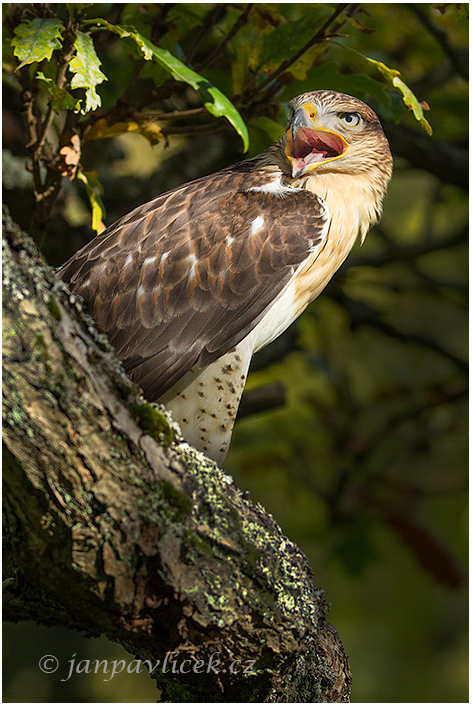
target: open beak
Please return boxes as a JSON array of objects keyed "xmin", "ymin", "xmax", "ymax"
[{"xmin": 285, "ymin": 105, "xmax": 348, "ymax": 178}]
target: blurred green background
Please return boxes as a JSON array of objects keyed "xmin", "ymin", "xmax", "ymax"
[{"xmin": 3, "ymin": 3, "xmax": 468, "ymax": 702}]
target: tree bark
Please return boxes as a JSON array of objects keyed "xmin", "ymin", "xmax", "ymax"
[{"xmin": 2, "ymin": 209, "xmax": 351, "ymax": 702}]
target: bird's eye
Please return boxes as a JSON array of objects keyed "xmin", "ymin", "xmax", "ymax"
[{"xmin": 339, "ymin": 112, "xmax": 362, "ymax": 127}]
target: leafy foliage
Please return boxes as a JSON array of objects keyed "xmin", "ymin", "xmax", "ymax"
[
  {"xmin": 86, "ymin": 18, "xmax": 249, "ymax": 149},
  {"xmin": 4, "ymin": 3, "xmax": 439, "ymax": 233},
  {"xmin": 36, "ymin": 71, "xmax": 82, "ymax": 113},
  {"xmin": 362, "ymin": 55, "xmax": 433, "ymax": 135},
  {"xmin": 255, "ymin": 6, "xmax": 328, "ymax": 71},
  {"xmin": 10, "ymin": 17, "xmax": 63, "ymax": 68},
  {"xmin": 2, "ymin": 3, "xmax": 468, "ymax": 703},
  {"xmin": 135, "ymin": 36, "xmax": 250, "ymax": 150},
  {"xmin": 76, "ymin": 170, "xmax": 105, "ymax": 233},
  {"xmin": 69, "ymin": 30, "xmax": 107, "ymax": 112}
]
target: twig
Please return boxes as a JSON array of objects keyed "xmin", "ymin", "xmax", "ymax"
[
  {"xmin": 185, "ymin": 4, "xmax": 227, "ymax": 66},
  {"xmin": 327, "ymin": 288, "xmax": 468, "ymax": 374},
  {"xmin": 33, "ymin": 21, "xmax": 78, "ymax": 154},
  {"xmin": 237, "ymin": 381, "xmax": 286, "ymax": 420},
  {"xmin": 138, "ymin": 107, "xmax": 208, "ymax": 121},
  {"xmin": 21, "ymin": 82, "xmax": 42, "ymax": 195},
  {"xmin": 252, "ymin": 3, "xmax": 351, "ymax": 95},
  {"xmin": 346, "ymin": 223, "xmax": 468, "ymax": 270},
  {"xmin": 20, "ymin": 19, "xmax": 79, "ymax": 245},
  {"xmin": 410, "ymin": 4, "xmax": 468, "ymax": 80},
  {"xmin": 196, "ymin": 4, "xmax": 254, "ymax": 72},
  {"xmin": 162, "ymin": 122, "xmax": 225, "ymax": 136}
]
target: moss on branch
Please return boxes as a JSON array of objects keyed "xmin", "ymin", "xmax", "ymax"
[{"xmin": 2, "ymin": 209, "xmax": 351, "ymax": 702}]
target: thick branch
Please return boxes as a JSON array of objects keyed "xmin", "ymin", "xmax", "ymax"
[{"xmin": 2, "ymin": 210, "xmax": 351, "ymax": 702}]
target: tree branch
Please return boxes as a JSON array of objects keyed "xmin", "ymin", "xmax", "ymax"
[
  {"xmin": 185, "ymin": 5, "xmax": 227, "ymax": 66},
  {"xmin": 237, "ymin": 381, "xmax": 286, "ymax": 420},
  {"xmin": 325, "ymin": 286, "xmax": 467, "ymax": 375},
  {"xmin": 384, "ymin": 122, "xmax": 468, "ymax": 191},
  {"xmin": 248, "ymin": 3, "xmax": 351, "ymax": 98},
  {"xmin": 410, "ymin": 4, "xmax": 468, "ymax": 80},
  {"xmin": 2, "ymin": 209, "xmax": 351, "ymax": 703},
  {"xmin": 195, "ymin": 4, "xmax": 254, "ymax": 73}
]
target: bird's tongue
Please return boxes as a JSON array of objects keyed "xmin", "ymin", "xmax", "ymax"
[{"xmin": 289, "ymin": 127, "xmax": 345, "ymax": 170}]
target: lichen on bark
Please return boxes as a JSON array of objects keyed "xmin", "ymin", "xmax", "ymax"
[{"xmin": 3, "ymin": 209, "xmax": 351, "ymax": 702}]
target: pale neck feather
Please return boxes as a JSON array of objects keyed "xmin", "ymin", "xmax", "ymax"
[{"xmin": 303, "ymin": 170, "xmax": 385, "ymax": 245}]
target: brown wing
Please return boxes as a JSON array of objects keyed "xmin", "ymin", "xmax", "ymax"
[{"xmin": 57, "ymin": 162, "xmax": 328, "ymax": 400}]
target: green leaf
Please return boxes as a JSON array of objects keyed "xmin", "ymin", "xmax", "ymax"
[
  {"xmin": 363, "ymin": 56, "xmax": 401, "ymax": 83},
  {"xmin": 257, "ymin": 7, "xmax": 328, "ymax": 71},
  {"xmin": 67, "ymin": 3, "xmax": 94, "ymax": 20},
  {"xmin": 249, "ymin": 116, "xmax": 285, "ymax": 142},
  {"xmin": 280, "ymin": 62, "xmax": 391, "ymax": 108},
  {"xmin": 36, "ymin": 71, "xmax": 82, "ymax": 113},
  {"xmin": 77, "ymin": 170, "xmax": 106, "ymax": 234},
  {"xmin": 247, "ymin": 116, "xmax": 285, "ymax": 158},
  {"xmin": 69, "ymin": 31, "xmax": 107, "ymax": 113},
  {"xmin": 11, "ymin": 18, "xmax": 64, "ymax": 69},
  {"xmin": 392, "ymin": 77, "xmax": 433, "ymax": 136},
  {"xmin": 334, "ymin": 42, "xmax": 433, "ymax": 135},
  {"xmin": 138, "ymin": 35, "xmax": 250, "ymax": 151},
  {"xmin": 85, "ymin": 19, "xmax": 249, "ymax": 150},
  {"xmin": 363, "ymin": 56, "xmax": 433, "ymax": 135}
]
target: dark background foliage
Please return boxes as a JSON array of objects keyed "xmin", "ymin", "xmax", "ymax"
[{"xmin": 3, "ymin": 3, "xmax": 468, "ymax": 702}]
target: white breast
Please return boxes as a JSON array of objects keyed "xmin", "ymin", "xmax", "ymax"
[{"xmin": 248, "ymin": 278, "xmax": 300, "ymax": 354}]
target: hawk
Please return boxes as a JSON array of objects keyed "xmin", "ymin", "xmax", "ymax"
[{"xmin": 58, "ymin": 90, "xmax": 392, "ymax": 463}]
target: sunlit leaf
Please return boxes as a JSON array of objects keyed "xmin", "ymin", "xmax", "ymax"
[
  {"xmin": 363, "ymin": 56, "xmax": 433, "ymax": 135},
  {"xmin": 332, "ymin": 42, "xmax": 434, "ymax": 135},
  {"xmin": 69, "ymin": 31, "xmax": 107, "ymax": 113},
  {"xmin": 391, "ymin": 77, "xmax": 433, "ymax": 135},
  {"xmin": 85, "ymin": 18, "xmax": 249, "ymax": 150},
  {"xmin": 364, "ymin": 56, "xmax": 401, "ymax": 83},
  {"xmin": 132, "ymin": 122, "xmax": 164, "ymax": 146},
  {"xmin": 36, "ymin": 72, "xmax": 82, "ymax": 113},
  {"xmin": 11, "ymin": 18, "xmax": 63, "ymax": 69},
  {"xmin": 77, "ymin": 170, "xmax": 106, "ymax": 234},
  {"xmin": 83, "ymin": 117, "xmax": 164, "ymax": 146}
]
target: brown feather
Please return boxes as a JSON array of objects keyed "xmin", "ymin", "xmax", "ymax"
[
  {"xmin": 57, "ymin": 90, "xmax": 392, "ymax": 461},
  {"xmin": 58, "ymin": 162, "xmax": 327, "ymax": 399}
]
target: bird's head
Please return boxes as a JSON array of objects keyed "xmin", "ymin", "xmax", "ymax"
[{"xmin": 283, "ymin": 90, "xmax": 392, "ymax": 181}]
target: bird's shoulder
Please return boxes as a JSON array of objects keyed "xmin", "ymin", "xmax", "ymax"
[{"xmin": 58, "ymin": 159, "xmax": 329, "ymax": 296}]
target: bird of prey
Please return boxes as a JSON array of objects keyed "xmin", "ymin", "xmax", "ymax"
[{"xmin": 58, "ymin": 90, "xmax": 392, "ymax": 463}]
